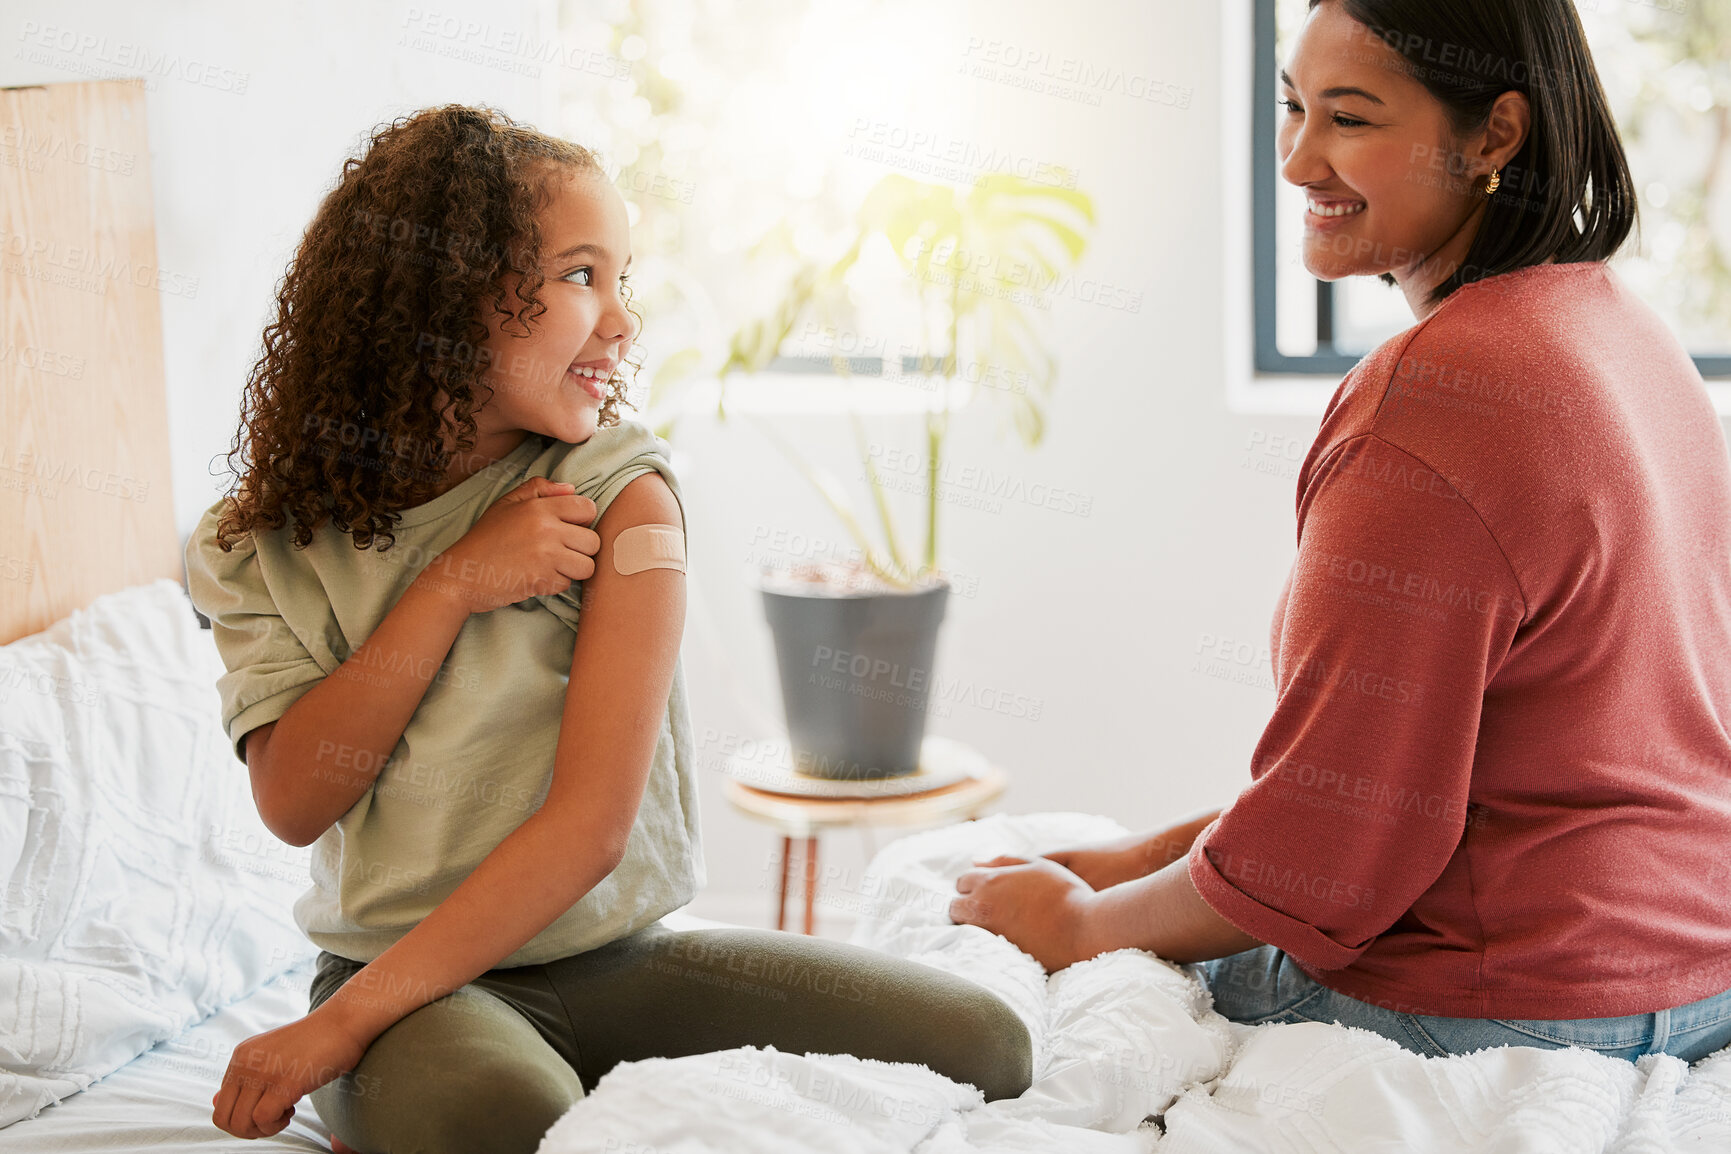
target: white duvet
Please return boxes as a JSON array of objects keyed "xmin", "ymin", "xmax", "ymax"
[
  {"xmin": 536, "ymin": 812, "xmax": 1731, "ymax": 1154},
  {"xmin": 0, "ymin": 581, "xmax": 315, "ymax": 1130}
]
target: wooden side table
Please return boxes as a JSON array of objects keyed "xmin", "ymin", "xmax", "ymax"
[{"xmin": 723, "ymin": 764, "xmax": 1008, "ymax": 935}]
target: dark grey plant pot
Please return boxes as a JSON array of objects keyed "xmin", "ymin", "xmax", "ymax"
[{"xmin": 760, "ymin": 578, "xmax": 950, "ymax": 779}]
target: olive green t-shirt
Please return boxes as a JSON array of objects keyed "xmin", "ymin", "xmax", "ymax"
[{"xmin": 183, "ymin": 421, "xmax": 703, "ymax": 967}]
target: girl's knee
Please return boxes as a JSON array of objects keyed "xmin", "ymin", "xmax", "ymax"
[
  {"xmin": 312, "ymin": 990, "xmax": 585, "ymax": 1154},
  {"xmin": 958, "ymin": 990, "xmax": 1034, "ymax": 1101},
  {"xmin": 902, "ymin": 979, "xmax": 1033, "ymax": 1102},
  {"xmin": 317, "ymin": 1056, "xmax": 584, "ymax": 1154}
]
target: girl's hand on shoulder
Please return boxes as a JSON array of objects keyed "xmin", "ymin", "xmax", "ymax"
[
  {"xmin": 417, "ymin": 476, "xmax": 600, "ymax": 614},
  {"xmin": 211, "ymin": 1007, "xmax": 369, "ymax": 1140}
]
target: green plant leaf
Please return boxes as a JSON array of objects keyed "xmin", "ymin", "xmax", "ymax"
[{"xmin": 714, "ymin": 167, "xmax": 1097, "ymax": 566}]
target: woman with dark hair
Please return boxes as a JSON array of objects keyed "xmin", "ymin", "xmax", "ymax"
[{"xmin": 951, "ymin": 0, "xmax": 1731, "ymax": 1063}]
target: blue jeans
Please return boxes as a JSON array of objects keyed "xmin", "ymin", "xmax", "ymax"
[{"xmin": 1192, "ymin": 945, "xmax": 1731, "ymax": 1063}]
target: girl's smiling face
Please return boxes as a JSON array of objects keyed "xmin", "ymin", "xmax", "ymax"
[
  {"xmin": 1277, "ymin": 1, "xmax": 1528, "ymax": 315},
  {"xmin": 474, "ymin": 165, "xmax": 636, "ymax": 447}
]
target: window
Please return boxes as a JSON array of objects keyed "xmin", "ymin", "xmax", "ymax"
[
  {"xmin": 1254, "ymin": 0, "xmax": 1731, "ymax": 378},
  {"xmin": 553, "ymin": 0, "xmax": 1053, "ymax": 418}
]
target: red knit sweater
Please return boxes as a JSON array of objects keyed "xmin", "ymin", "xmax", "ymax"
[{"xmin": 1188, "ymin": 261, "xmax": 1731, "ymax": 1019}]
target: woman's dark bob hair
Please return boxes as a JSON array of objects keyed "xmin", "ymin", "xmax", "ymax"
[{"xmin": 1308, "ymin": 0, "xmax": 1638, "ymax": 305}]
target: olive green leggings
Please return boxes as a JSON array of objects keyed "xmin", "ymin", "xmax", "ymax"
[{"xmin": 307, "ymin": 920, "xmax": 1034, "ymax": 1154}]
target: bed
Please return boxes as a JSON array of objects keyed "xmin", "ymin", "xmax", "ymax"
[
  {"xmin": 8, "ymin": 77, "xmax": 1731, "ymax": 1154},
  {"xmin": 8, "ymin": 605, "xmax": 1731, "ymax": 1154}
]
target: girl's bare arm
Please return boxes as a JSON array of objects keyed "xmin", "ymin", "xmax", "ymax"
[
  {"xmin": 312, "ymin": 471, "xmax": 686, "ymax": 1049},
  {"xmin": 245, "ymin": 479, "xmax": 600, "ymax": 848},
  {"xmin": 243, "ymin": 579, "xmax": 473, "ymax": 847}
]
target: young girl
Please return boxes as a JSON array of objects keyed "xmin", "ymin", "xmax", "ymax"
[{"xmin": 185, "ymin": 105, "xmax": 1031, "ymax": 1153}]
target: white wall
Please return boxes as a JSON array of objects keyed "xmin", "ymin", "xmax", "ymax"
[
  {"xmin": 0, "ymin": 0, "xmax": 1349, "ymax": 935},
  {"xmin": 670, "ymin": 0, "xmax": 1324, "ymax": 929},
  {"xmin": 1, "ymin": 0, "xmax": 559, "ymax": 522}
]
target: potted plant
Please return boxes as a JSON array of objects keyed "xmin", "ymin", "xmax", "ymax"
[{"xmin": 720, "ymin": 171, "xmax": 1094, "ymax": 779}]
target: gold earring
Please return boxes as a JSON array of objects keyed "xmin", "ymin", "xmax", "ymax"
[{"xmin": 1483, "ymin": 168, "xmax": 1502, "ymax": 196}]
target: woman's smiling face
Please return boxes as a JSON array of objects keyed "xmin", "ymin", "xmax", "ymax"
[
  {"xmin": 1277, "ymin": 1, "xmax": 1509, "ymax": 304},
  {"xmin": 475, "ymin": 165, "xmax": 636, "ymax": 447}
]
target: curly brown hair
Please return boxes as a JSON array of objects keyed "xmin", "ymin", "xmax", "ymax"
[{"xmin": 210, "ymin": 104, "xmax": 640, "ymax": 554}]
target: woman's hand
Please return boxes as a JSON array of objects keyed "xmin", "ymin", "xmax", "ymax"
[
  {"xmin": 1033, "ymin": 812, "xmax": 1223, "ymax": 892},
  {"xmin": 414, "ymin": 476, "xmax": 601, "ymax": 615},
  {"xmin": 950, "ymin": 856, "xmax": 1101, "ymax": 973},
  {"xmin": 211, "ymin": 1007, "xmax": 369, "ymax": 1140},
  {"xmin": 1041, "ymin": 832, "xmax": 1164, "ymax": 891}
]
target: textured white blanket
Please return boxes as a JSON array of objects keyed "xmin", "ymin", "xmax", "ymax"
[
  {"xmin": 0, "ymin": 581, "xmax": 315, "ymax": 1130},
  {"xmin": 535, "ymin": 812, "xmax": 1731, "ymax": 1153}
]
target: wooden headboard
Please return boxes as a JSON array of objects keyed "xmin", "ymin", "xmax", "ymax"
[{"xmin": 0, "ymin": 79, "xmax": 179, "ymax": 646}]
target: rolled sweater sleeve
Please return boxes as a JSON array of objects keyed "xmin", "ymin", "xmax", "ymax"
[
  {"xmin": 184, "ymin": 512, "xmax": 330, "ymax": 765},
  {"xmin": 532, "ymin": 422, "xmax": 687, "ymax": 634},
  {"xmin": 1188, "ymin": 433, "xmax": 1525, "ymax": 971}
]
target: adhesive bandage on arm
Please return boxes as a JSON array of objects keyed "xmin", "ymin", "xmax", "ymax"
[{"xmin": 611, "ymin": 524, "xmax": 686, "ymax": 575}]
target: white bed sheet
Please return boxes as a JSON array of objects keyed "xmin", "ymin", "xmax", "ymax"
[
  {"xmin": 14, "ymin": 819, "xmax": 1731, "ymax": 1154},
  {"xmin": 539, "ymin": 814, "xmax": 1731, "ymax": 1154},
  {"xmin": 0, "ymin": 909, "xmax": 733, "ymax": 1153},
  {"xmin": 3, "ymin": 954, "xmax": 333, "ymax": 1153}
]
